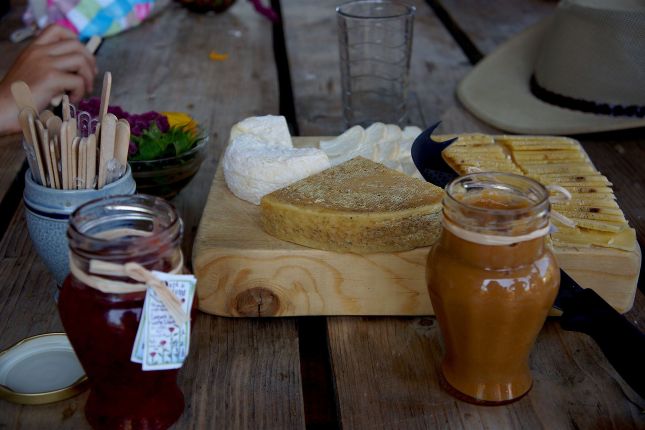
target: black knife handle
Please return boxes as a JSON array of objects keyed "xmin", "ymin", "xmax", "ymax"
[{"xmin": 560, "ymin": 288, "xmax": 645, "ymax": 399}]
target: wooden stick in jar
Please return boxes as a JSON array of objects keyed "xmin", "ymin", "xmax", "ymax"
[
  {"xmin": 67, "ymin": 118, "xmax": 77, "ymax": 188},
  {"xmin": 46, "ymin": 115, "xmax": 62, "ymax": 184},
  {"xmin": 35, "ymin": 120, "xmax": 54, "ymax": 188},
  {"xmin": 78, "ymin": 137, "xmax": 87, "ymax": 190},
  {"xmin": 86, "ymin": 134, "xmax": 97, "ymax": 189},
  {"xmin": 49, "ymin": 140, "xmax": 61, "ymax": 189},
  {"xmin": 40, "ymin": 110, "xmax": 55, "ymax": 124},
  {"xmin": 97, "ymin": 113, "xmax": 116, "ymax": 189},
  {"xmin": 26, "ymin": 111, "xmax": 48, "ymax": 186},
  {"xmin": 46, "ymin": 116, "xmax": 62, "ymax": 142},
  {"xmin": 71, "ymin": 137, "xmax": 80, "ymax": 190},
  {"xmin": 62, "ymin": 95, "xmax": 72, "ymax": 122},
  {"xmin": 10, "ymin": 81, "xmax": 38, "ymax": 116},
  {"xmin": 98, "ymin": 72, "xmax": 112, "ymax": 123},
  {"xmin": 18, "ymin": 108, "xmax": 43, "ymax": 184},
  {"xmin": 60, "ymin": 121, "xmax": 69, "ymax": 189},
  {"xmin": 114, "ymin": 119, "xmax": 130, "ymax": 176}
]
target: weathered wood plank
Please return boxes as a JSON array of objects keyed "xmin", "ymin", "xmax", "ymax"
[
  {"xmin": 328, "ymin": 310, "xmax": 645, "ymax": 429},
  {"xmin": 0, "ymin": 2, "xmax": 306, "ymax": 428},
  {"xmin": 437, "ymin": 0, "xmax": 555, "ymax": 56},
  {"xmin": 282, "ymin": 0, "xmax": 644, "ymax": 428}
]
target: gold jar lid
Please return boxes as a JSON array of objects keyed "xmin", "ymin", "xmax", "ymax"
[{"xmin": 0, "ymin": 333, "xmax": 88, "ymax": 405}]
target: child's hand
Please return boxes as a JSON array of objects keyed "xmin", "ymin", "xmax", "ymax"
[{"xmin": 0, "ymin": 25, "xmax": 98, "ymax": 134}]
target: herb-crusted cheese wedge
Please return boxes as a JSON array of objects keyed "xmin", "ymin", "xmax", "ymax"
[{"xmin": 260, "ymin": 157, "xmax": 443, "ymax": 253}]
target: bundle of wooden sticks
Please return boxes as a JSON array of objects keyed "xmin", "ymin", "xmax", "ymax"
[{"xmin": 11, "ymin": 72, "xmax": 130, "ymax": 190}]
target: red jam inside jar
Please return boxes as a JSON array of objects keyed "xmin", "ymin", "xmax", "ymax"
[{"xmin": 58, "ymin": 195, "xmax": 187, "ymax": 429}]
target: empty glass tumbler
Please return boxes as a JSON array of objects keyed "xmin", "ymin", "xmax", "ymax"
[{"xmin": 337, "ymin": 1, "xmax": 415, "ymax": 127}]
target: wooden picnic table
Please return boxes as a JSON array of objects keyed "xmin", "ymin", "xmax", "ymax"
[{"xmin": 0, "ymin": 0, "xmax": 643, "ymax": 428}]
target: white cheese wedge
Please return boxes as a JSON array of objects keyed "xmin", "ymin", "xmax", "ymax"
[
  {"xmin": 319, "ymin": 123, "xmax": 424, "ymax": 175},
  {"xmin": 229, "ymin": 115, "xmax": 292, "ymax": 147},
  {"xmin": 364, "ymin": 122, "xmax": 387, "ymax": 144},
  {"xmin": 377, "ymin": 125, "xmax": 403, "ymax": 162},
  {"xmin": 397, "ymin": 126, "xmax": 423, "ymax": 165},
  {"xmin": 224, "ymin": 133, "xmax": 330, "ymax": 205},
  {"xmin": 402, "ymin": 126, "xmax": 423, "ymax": 141},
  {"xmin": 320, "ymin": 125, "xmax": 364, "ymax": 157}
]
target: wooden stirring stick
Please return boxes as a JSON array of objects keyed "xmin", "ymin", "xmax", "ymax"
[
  {"xmin": 62, "ymin": 95, "xmax": 72, "ymax": 122},
  {"xmin": 66, "ymin": 119, "xmax": 77, "ymax": 189},
  {"xmin": 49, "ymin": 140, "xmax": 60, "ymax": 189},
  {"xmin": 79, "ymin": 137, "xmax": 87, "ymax": 190},
  {"xmin": 71, "ymin": 137, "xmax": 80, "ymax": 190},
  {"xmin": 40, "ymin": 110, "xmax": 55, "ymax": 124},
  {"xmin": 18, "ymin": 108, "xmax": 42, "ymax": 184},
  {"xmin": 35, "ymin": 120, "xmax": 54, "ymax": 188},
  {"xmin": 51, "ymin": 136, "xmax": 61, "ymax": 189},
  {"xmin": 98, "ymin": 72, "xmax": 112, "ymax": 123},
  {"xmin": 46, "ymin": 116, "xmax": 62, "ymax": 143},
  {"xmin": 11, "ymin": 81, "xmax": 38, "ymax": 116},
  {"xmin": 60, "ymin": 121, "xmax": 69, "ymax": 189},
  {"xmin": 86, "ymin": 134, "xmax": 97, "ymax": 189},
  {"xmin": 26, "ymin": 111, "xmax": 47, "ymax": 186},
  {"xmin": 97, "ymin": 113, "xmax": 116, "ymax": 189},
  {"xmin": 114, "ymin": 119, "xmax": 130, "ymax": 173},
  {"xmin": 46, "ymin": 116, "xmax": 63, "ymax": 184}
]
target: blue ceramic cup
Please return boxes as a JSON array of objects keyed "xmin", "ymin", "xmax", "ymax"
[{"xmin": 23, "ymin": 166, "xmax": 136, "ymax": 285}]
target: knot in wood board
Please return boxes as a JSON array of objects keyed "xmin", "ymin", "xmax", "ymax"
[{"xmin": 234, "ymin": 287, "xmax": 280, "ymax": 317}]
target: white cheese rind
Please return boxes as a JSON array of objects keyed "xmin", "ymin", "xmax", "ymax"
[
  {"xmin": 223, "ymin": 131, "xmax": 330, "ymax": 205},
  {"xmin": 229, "ymin": 115, "xmax": 293, "ymax": 147}
]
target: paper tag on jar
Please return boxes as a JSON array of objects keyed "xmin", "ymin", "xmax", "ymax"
[{"xmin": 130, "ymin": 272, "xmax": 196, "ymax": 370}]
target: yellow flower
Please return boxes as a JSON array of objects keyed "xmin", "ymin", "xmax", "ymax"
[{"xmin": 162, "ymin": 112, "xmax": 198, "ymax": 136}]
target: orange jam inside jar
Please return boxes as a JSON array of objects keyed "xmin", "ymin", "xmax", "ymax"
[
  {"xmin": 58, "ymin": 195, "xmax": 188, "ymax": 429},
  {"xmin": 426, "ymin": 173, "xmax": 560, "ymax": 405}
]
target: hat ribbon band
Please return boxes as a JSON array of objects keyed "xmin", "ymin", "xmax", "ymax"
[{"xmin": 530, "ymin": 75, "xmax": 645, "ymax": 119}]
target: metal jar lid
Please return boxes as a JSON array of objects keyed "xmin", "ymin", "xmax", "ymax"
[{"xmin": 0, "ymin": 333, "xmax": 88, "ymax": 405}]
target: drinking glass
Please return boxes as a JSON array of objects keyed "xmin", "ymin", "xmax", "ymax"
[{"xmin": 337, "ymin": 1, "xmax": 415, "ymax": 127}]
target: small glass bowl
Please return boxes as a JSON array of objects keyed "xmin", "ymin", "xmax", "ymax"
[{"xmin": 129, "ymin": 136, "xmax": 208, "ymax": 199}]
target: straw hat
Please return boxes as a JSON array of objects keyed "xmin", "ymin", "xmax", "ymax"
[{"xmin": 457, "ymin": 0, "xmax": 645, "ymax": 135}]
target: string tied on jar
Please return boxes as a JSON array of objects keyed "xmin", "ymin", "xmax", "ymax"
[
  {"xmin": 546, "ymin": 185, "xmax": 576, "ymax": 228},
  {"xmin": 442, "ymin": 183, "xmax": 576, "ymax": 246},
  {"xmin": 68, "ymin": 227, "xmax": 188, "ymax": 325}
]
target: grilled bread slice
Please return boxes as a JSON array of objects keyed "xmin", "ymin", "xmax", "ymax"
[{"xmin": 442, "ymin": 135, "xmax": 636, "ymax": 252}]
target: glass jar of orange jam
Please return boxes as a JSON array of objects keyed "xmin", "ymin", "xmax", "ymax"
[
  {"xmin": 426, "ymin": 173, "xmax": 560, "ymax": 404},
  {"xmin": 58, "ymin": 195, "xmax": 187, "ymax": 429}
]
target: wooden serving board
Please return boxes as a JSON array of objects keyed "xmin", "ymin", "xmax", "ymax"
[{"xmin": 193, "ymin": 137, "xmax": 641, "ymax": 317}]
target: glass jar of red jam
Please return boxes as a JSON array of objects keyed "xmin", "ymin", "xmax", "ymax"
[
  {"xmin": 426, "ymin": 173, "xmax": 560, "ymax": 405},
  {"xmin": 58, "ymin": 194, "xmax": 186, "ymax": 429}
]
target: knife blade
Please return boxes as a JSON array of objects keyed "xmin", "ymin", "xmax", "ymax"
[
  {"xmin": 555, "ymin": 270, "xmax": 645, "ymax": 399},
  {"xmin": 411, "ymin": 123, "xmax": 645, "ymax": 399}
]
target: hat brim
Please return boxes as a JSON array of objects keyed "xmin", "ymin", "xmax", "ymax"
[{"xmin": 457, "ymin": 19, "xmax": 645, "ymax": 135}]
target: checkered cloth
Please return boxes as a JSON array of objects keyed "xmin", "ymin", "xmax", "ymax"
[{"xmin": 25, "ymin": 0, "xmax": 157, "ymax": 39}]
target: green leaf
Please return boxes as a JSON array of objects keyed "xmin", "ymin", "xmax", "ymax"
[{"xmin": 130, "ymin": 124, "xmax": 202, "ymax": 161}]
